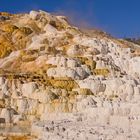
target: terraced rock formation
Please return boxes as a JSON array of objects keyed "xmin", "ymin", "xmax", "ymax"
[{"xmin": 0, "ymin": 10, "xmax": 140, "ymax": 140}]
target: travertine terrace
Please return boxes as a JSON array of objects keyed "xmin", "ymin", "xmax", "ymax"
[{"xmin": 0, "ymin": 10, "xmax": 140, "ymax": 140}]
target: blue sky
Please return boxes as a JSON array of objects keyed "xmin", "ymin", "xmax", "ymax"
[{"xmin": 0, "ymin": 0, "xmax": 140, "ymax": 38}]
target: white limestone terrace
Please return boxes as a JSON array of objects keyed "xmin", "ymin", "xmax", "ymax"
[{"xmin": 0, "ymin": 10, "xmax": 139, "ymax": 140}]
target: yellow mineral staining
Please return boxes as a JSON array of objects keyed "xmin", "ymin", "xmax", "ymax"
[
  {"xmin": 20, "ymin": 62, "xmax": 38, "ymax": 73},
  {"xmin": 50, "ymin": 99, "xmax": 61, "ymax": 112},
  {"xmin": 45, "ymin": 46, "xmax": 58, "ymax": 55},
  {"xmin": 1, "ymin": 24, "xmax": 18, "ymax": 33},
  {"xmin": 0, "ymin": 22, "xmax": 33, "ymax": 52},
  {"xmin": 39, "ymin": 64, "xmax": 57, "ymax": 74},
  {"xmin": 48, "ymin": 77, "xmax": 79, "ymax": 91},
  {"xmin": 0, "ymin": 99, "xmax": 5, "ymax": 108},
  {"xmin": 19, "ymin": 50, "xmax": 38, "ymax": 62},
  {"xmin": 79, "ymin": 88, "xmax": 94, "ymax": 95},
  {"xmin": 15, "ymin": 38, "xmax": 30, "ymax": 49},
  {"xmin": 0, "ymin": 23, "xmax": 33, "ymax": 58},
  {"xmin": 12, "ymin": 27, "xmax": 32, "ymax": 49},
  {"xmin": 65, "ymin": 32, "xmax": 74, "ymax": 40},
  {"xmin": 23, "ymin": 64, "xmax": 56, "ymax": 78},
  {"xmin": 69, "ymin": 90, "xmax": 78, "ymax": 96},
  {"xmin": 62, "ymin": 97, "xmax": 74, "ymax": 112},
  {"xmin": 49, "ymin": 20, "xmax": 66, "ymax": 30},
  {"xmin": 67, "ymin": 26, "xmax": 81, "ymax": 35},
  {"xmin": 48, "ymin": 102, "xmax": 55, "ymax": 113},
  {"xmin": 85, "ymin": 59, "xmax": 96, "ymax": 70},
  {"xmin": 94, "ymin": 68, "xmax": 110, "ymax": 76},
  {"xmin": 0, "ymin": 34, "xmax": 13, "ymax": 58},
  {"xmin": 41, "ymin": 38, "xmax": 49, "ymax": 44},
  {"xmin": 12, "ymin": 29, "xmax": 26, "ymax": 41},
  {"xmin": 26, "ymin": 20, "xmax": 41, "ymax": 33},
  {"xmin": 19, "ymin": 27, "xmax": 33, "ymax": 35},
  {"xmin": 51, "ymin": 97, "xmax": 73, "ymax": 113},
  {"xmin": 20, "ymin": 50, "xmax": 36, "ymax": 56},
  {"xmin": 0, "ymin": 12, "xmax": 11, "ymax": 16},
  {"xmin": 21, "ymin": 55, "xmax": 37, "ymax": 62},
  {"xmin": 18, "ymin": 17, "xmax": 41, "ymax": 33},
  {"xmin": 67, "ymin": 102, "xmax": 73, "ymax": 112},
  {"xmin": 6, "ymin": 136, "xmax": 33, "ymax": 140},
  {"xmin": 115, "ymin": 39, "xmax": 130, "ymax": 48},
  {"xmin": 131, "ymin": 48, "xmax": 140, "ymax": 57},
  {"xmin": 75, "ymin": 56, "xmax": 96, "ymax": 70},
  {"xmin": 61, "ymin": 102, "xmax": 69, "ymax": 112},
  {"xmin": 76, "ymin": 56, "xmax": 88, "ymax": 64},
  {"xmin": 68, "ymin": 91, "xmax": 78, "ymax": 104},
  {"xmin": 0, "ymin": 44, "xmax": 13, "ymax": 58},
  {"xmin": 61, "ymin": 44, "xmax": 70, "ymax": 55}
]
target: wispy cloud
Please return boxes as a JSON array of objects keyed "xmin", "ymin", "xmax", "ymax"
[{"xmin": 53, "ymin": 0, "xmax": 97, "ymax": 29}]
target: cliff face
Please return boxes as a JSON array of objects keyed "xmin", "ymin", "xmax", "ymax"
[{"xmin": 0, "ymin": 11, "xmax": 140, "ymax": 140}]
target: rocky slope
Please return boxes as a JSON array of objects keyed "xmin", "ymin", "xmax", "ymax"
[{"xmin": 0, "ymin": 10, "xmax": 140, "ymax": 140}]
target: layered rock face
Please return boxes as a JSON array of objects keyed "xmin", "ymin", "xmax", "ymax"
[{"xmin": 0, "ymin": 11, "xmax": 140, "ymax": 140}]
